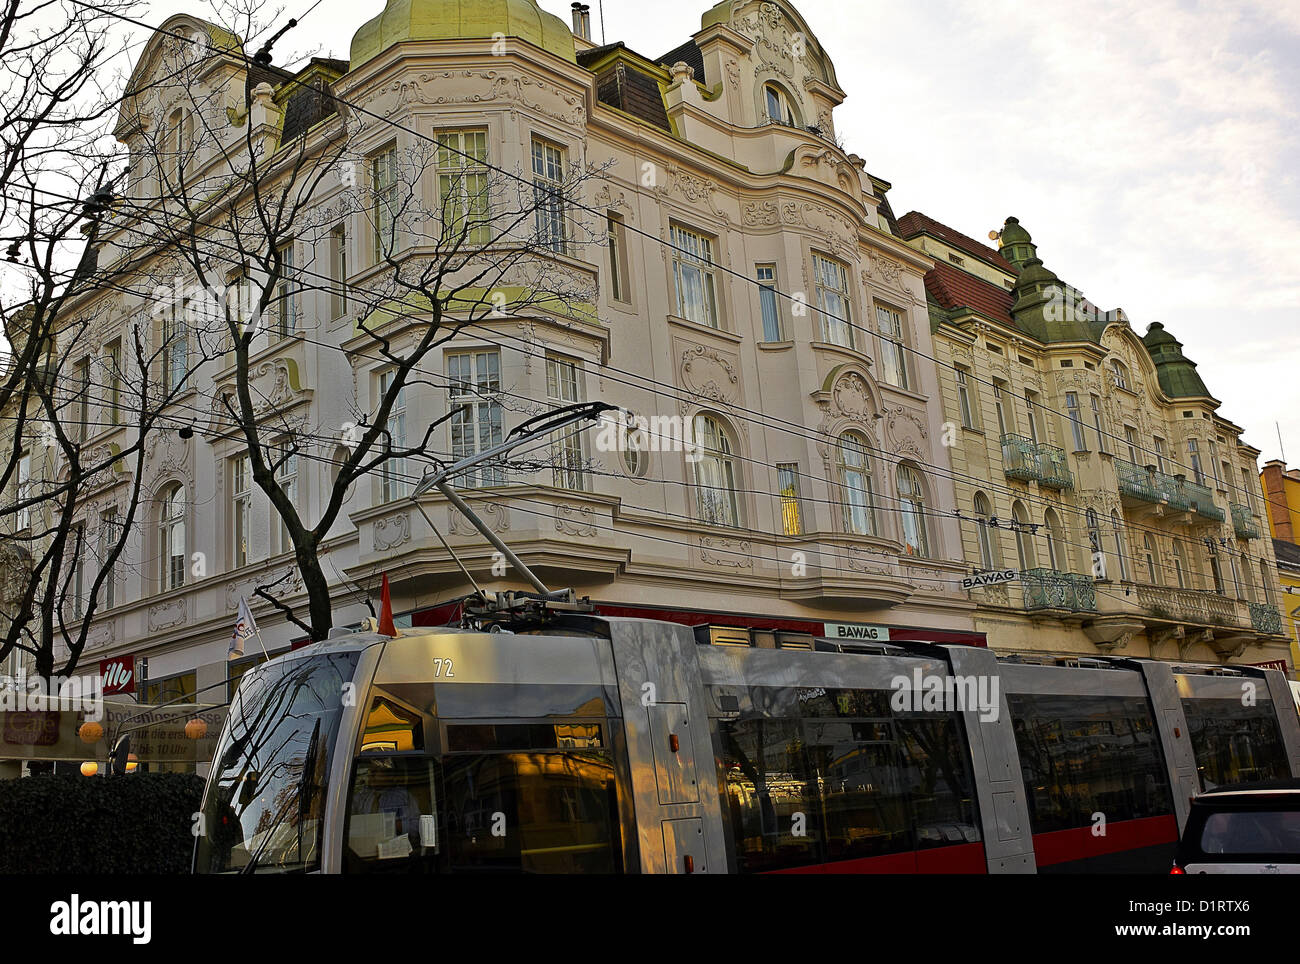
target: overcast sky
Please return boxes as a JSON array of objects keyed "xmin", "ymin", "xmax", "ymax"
[{"xmin": 125, "ymin": 0, "xmax": 1300, "ymax": 462}]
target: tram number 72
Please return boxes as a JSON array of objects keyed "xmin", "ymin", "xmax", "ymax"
[{"xmin": 431, "ymin": 658, "xmax": 455, "ymax": 678}]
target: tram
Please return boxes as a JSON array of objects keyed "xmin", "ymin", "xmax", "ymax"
[{"xmin": 193, "ymin": 595, "xmax": 1300, "ymax": 874}]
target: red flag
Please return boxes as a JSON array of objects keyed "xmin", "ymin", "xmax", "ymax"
[{"xmin": 377, "ymin": 573, "xmax": 397, "ymax": 637}]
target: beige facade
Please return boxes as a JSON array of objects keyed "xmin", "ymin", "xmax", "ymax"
[
  {"xmin": 42, "ymin": 0, "xmax": 981, "ymax": 703},
  {"xmin": 907, "ymin": 214, "xmax": 1290, "ymax": 666}
]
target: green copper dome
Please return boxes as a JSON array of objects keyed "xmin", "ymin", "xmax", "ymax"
[
  {"xmin": 1142, "ymin": 322, "xmax": 1211, "ymax": 399},
  {"xmin": 998, "ymin": 216, "xmax": 1036, "ymax": 268},
  {"xmin": 350, "ymin": 0, "xmax": 576, "ymax": 69}
]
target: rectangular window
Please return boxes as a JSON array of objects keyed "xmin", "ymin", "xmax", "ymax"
[
  {"xmin": 73, "ymin": 358, "xmax": 89, "ymax": 442},
  {"xmin": 231, "ymin": 454, "xmax": 252, "ymax": 568},
  {"xmin": 993, "ymin": 379, "xmax": 1012, "ymax": 436},
  {"xmin": 436, "ymin": 129, "xmax": 489, "ymax": 245},
  {"xmin": 167, "ymin": 109, "xmax": 182, "ymax": 180},
  {"xmin": 1209, "ymin": 441, "xmax": 1220, "ymax": 487},
  {"xmin": 875, "ymin": 304, "xmax": 908, "ymax": 389},
  {"xmin": 1090, "ymin": 394, "xmax": 1106, "ymax": 452},
  {"xmin": 448, "ymin": 350, "xmax": 504, "ymax": 488},
  {"xmin": 1188, "ymin": 438, "xmax": 1204, "ymax": 485},
  {"xmin": 1124, "ymin": 425, "xmax": 1138, "ymax": 464},
  {"xmin": 100, "ymin": 507, "xmax": 118, "ymax": 609},
  {"xmin": 106, "ymin": 340, "xmax": 122, "ymax": 425},
  {"xmin": 371, "ymin": 143, "xmax": 398, "ymax": 262},
  {"xmin": 161, "ymin": 299, "xmax": 188, "ymax": 392},
  {"xmin": 16, "ymin": 450, "xmax": 30, "ymax": 530},
  {"xmin": 1024, "ymin": 390, "xmax": 1040, "ymax": 444},
  {"xmin": 607, "ymin": 214, "xmax": 630, "ymax": 303},
  {"xmin": 329, "ymin": 224, "xmax": 348, "ymax": 319},
  {"xmin": 1154, "ymin": 437, "xmax": 1167, "ymax": 474},
  {"xmin": 756, "ymin": 264, "xmax": 781, "ymax": 341},
  {"xmin": 531, "ymin": 137, "xmax": 567, "ymax": 254},
  {"xmin": 671, "ymin": 224, "xmax": 719, "ymax": 328},
  {"xmin": 379, "ymin": 369, "xmax": 409, "ymax": 501},
  {"xmin": 1241, "ymin": 468, "xmax": 1255, "ymax": 511},
  {"xmin": 776, "ymin": 463, "xmax": 803, "ymax": 536},
  {"xmin": 956, "ymin": 367, "xmax": 975, "ymax": 429},
  {"xmin": 1065, "ymin": 392, "xmax": 1086, "ymax": 450},
  {"xmin": 813, "ymin": 254, "xmax": 853, "ymax": 348},
  {"xmin": 276, "ymin": 444, "xmax": 298, "ymax": 554},
  {"xmin": 273, "ymin": 241, "xmax": 297, "ymax": 338},
  {"xmin": 545, "ymin": 354, "xmax": 584, "ymax": 490},
  {"xmin": 71, "ymin": 523, "xmax": 85, "ymax": 619}
]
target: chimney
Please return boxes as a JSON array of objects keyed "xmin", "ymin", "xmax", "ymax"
[
  {"xmin": 571, "ymin": 3, "xmax": 591, "ymax": 40},
  {"xmin": 1261, "ymin": 460, "xmax": 1294, "ymax": 543}
]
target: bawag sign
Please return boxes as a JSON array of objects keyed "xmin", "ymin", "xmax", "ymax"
[{"xmin": 960, "ymin": 569, "xmax": 1019, "ymax": 591}]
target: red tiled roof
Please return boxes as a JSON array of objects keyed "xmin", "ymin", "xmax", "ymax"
[
  {"xmin": 925, "ymin": 262, "xmax": 1015, "ymax": 326},
  {"xmin": 898, "ymin": 211, "xmax": 1017, "ymax": 274}
]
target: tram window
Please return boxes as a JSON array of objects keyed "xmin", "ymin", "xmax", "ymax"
[
  {"xmin": 804, "ymin": 722, "xmax": 910, "ymax": 862},
  {"xmin": 1007, "ymin": 695, "xmax": 1173, "ymax": 834},
  {"xmin": 1181, "ymin": 697, "xmax": 1289, "ymax": 788},
  {"xmin": 446, "ymin": 722, "xmax": 603, "ymax": 752},
  {"xmin": 718, "ymin": 719, "xmax": 822, "ymax": 872},
  {"xmin": 381, "ymin": 681, "xmax": 613, "ymax": 720},
  {"xmin": 441, "ymin": 752, "xmax": 619, "ymax": 873},
  {"xmin": 360, "ymin": 695, "xmax": 424, "ymax": 753},
  {"xmin": 896, "ymin": 717, "xmax": 982, "ymax": 847},
  {"xmin": 346, "ymin": 756, "xmax": 440, "ymax": 871}
]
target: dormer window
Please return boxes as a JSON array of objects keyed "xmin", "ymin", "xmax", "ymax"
[
  {"xmin": 1110, "ymin": 358, "xmax": 1129, "ymax": 390},
  {"xmin": 763, "ymin": 84, "xmax": 798, "ymax": 127}
]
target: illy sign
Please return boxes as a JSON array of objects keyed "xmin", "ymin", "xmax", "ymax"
[{"xmin": 98, "ymin": 655, "xmax": 136, "ymax": 696}]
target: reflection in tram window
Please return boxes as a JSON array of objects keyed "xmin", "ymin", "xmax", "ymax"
[
  {"xmin": 1181, "ymin": 697, "xmax": 1289, "ymax": 788},
  {"xmin": 360, "ymin": 695, "xmax": 424, "ymax": 753},
  {"xmin": 714, "ymin": 688, "xmax": 982, "ymax": 873},
  {"xmin": 346, "ymin": 756, "xmax": 439, "ymax": 871},
  {"xmin": 1007, "ymin": 695, "xmax": 1174, "ymax": 834}
]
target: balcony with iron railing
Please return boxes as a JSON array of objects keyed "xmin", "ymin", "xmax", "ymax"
[
  {"xmin": 1231, "ymin": 503, "xmax": 1260, "ymax": 539},
  {"xmin": 1000, "ymin": 434, "xmax": 1040, "ymax": 483},
  {"xmin": 1035, "ymin": 444, "xmax": 1074, "ymax": 491},
  {"xmin": 1115, "ymin": 459, "xmax": 1189, "ymax": 510},
  {"xmin": 1021, "ymin": 569, "xmax": 1097, "ymax": 613},
  {"xmin": 1250, "ymin": 601, "xmax": 1283, "ymax": 635},
  {"xmin": 1182, "ymin": 478, "xmax": 1224, "ymax": 522}
]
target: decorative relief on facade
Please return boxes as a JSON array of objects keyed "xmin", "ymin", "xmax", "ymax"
[
  {"xmin": 866, "ymin": 253, "xmax": 905, "ymax": 291},
  {"xmin": 679, "ymin": 344, "xmax": 739, "ymax": 406},
  {"xmin": 725, "ymin": 59, "xmax": 740, "ymax": 88},
  {"xmin": 148, "ymin": 597, "xmax": 186, "ymax": 632},
  {"xmin": 700, "ymin": 535, "xmax": 752, "ymax": 569},
  {"xmin": 796, "ymin": 146, "xmax": 856, "ymax": 193},
  {"xmin": 555, "ymin": 503, "xmax": 598, "ymax": 538},
  {"xmin": 880, "ymin": 405, "xmax": 929, "ymax": 458},
  {"xmin": 143, "ymin": 431, "xmax": 192, "ymax": 492},
  {"xmin": 373, "ymin": 512, "xmax": 412, "ymax": 551},
  {"xmin": 84, "ymin": 620, "xmax": 115, "ymax": 651},
  {"xmin": 224, "ymin": 565, "xmax": 302, "ymax": 611},
  {"xmin": 741, "ymin": 199, "xmax": 856, "ymax": 260},
  {"xmin": 449, "ymin": 502, "xmax": 509, "ymax": 535},
  {"xmin": 592, "ymin": 182, "xmax": 634, "ymax": 218},
  {"xmin": 657, "ymin": 162, "xmax": 729, "ymax": 222},
  {"xmin": 374, "ymin": 70, "xmax": 587, "ymax": 130},
  {"xmin": 843, "ymin": 546, "xmax": 896, "ymax": 577}
]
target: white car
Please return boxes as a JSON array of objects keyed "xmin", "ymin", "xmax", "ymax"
[{"xmin": 1172, "ymin": 782, "xmax": 1300, "ymax": 874}]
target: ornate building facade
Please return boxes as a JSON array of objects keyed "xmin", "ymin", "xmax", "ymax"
[
  {"xmin": 42, "ymin": 0, "xmax": 979, "ymax": 709},
  {"xmin": 907, "ymin": 211, "xmax": 1290, "ymax": 666}
]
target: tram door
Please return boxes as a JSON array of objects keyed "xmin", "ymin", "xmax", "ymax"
[{"xmin": 607, "ymin": 619, "xmax": 728, "ymax": 874}]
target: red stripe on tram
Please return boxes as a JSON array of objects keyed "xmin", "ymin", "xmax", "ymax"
[
  {"xmin": 766, "ymin": 842, "xmax": 987, "ymax": 874},
  {"xmin": 1030, "ymin": 814, "xmax": 1178, "ymax": 867}
]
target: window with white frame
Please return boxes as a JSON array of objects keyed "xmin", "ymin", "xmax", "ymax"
[
  {"xmin": 1090, "ymin": 394, "xmax": 1107, "ymax": 452},
  {"xmin": 160, "ymin": 483, "xmax": 186, "ymax": 591},
  {"xmin": 763, "ymin": 83, "xmax": 797, "ymax": 126},
  {"xmin": 607, "ymin": 214, "xmax": 630, "ymax": 303},
  {"xmin": 1172, "ymin": 539, "xmax": 1188, "ymax": 589},
  {"xmin": 756, "ymin": 264, "xmax": 781, "ymax": 341},
  {"xmin": 776, "ymin": 462, "xmax": 803, "ymax": 536},
  {"xmin": 231, "ymin": 454, "xmax": 252, "ymax": 568},
  {"xmin": 72, "ymin": 358, "xmax": 89, "ymax": 442},
  {"xmin": 1154, "ymin": 436, "xmax": 1167, "ymax": 474},
  {"xmin": 671, "ymin": 224, "xmax": 719, "ymax": 328},
  {"xmin": 693, "ymin": 414, "xmax": 739, "ymax": 527},
  {"xmin": 448, "ymin": 350, "xmax": 504, "ymax": 488},
  {"xmin": 100, "ymin": 506, "xmax": 118, "ymax": 608},
  {"xmin": 276, "ymin": 443, "xmax": 298, "ymax": 554},
  {"xmin": 1065, "ymin": 392, "xmax": 1086, "ymax": 450},
  {"xmin": 531, "ymin": 136, "xmax": 567, "ymax": 254},
  {"xmin": 329, "ymin": 223, "xmax": 348, "ymax": 318},
  {"xmin": 1013, "ymin": 501, "xmax": 1034, "ymax": 569},
  {"xmin": 1043, "ymin": 508, "xmax": 1063, "ymax": 570},
  {"xmin": 378, "ymin": 369, "xmax": 409, "ymax": 501},
  {"xmin": 1110, "ymin": 359, "xmax": 1129, "ymax": 390},
  {"xmin": 1111, "ymin": 511, "xmax": 1130, "ymax": 581},
  {"xmin": 16, "ymin": 450, "xmax": 31, "ymax": 529},
  {"xmin": 897, "ymin": 465, "xmax": 930, "ymax": 557},
  {"xmin": 160, "ymin": 299, "xmax": 188, "ymax": 393},
  {"xmin": 875, "ymin": 304, "xmax": 908, "ymax": 389},
  {"xmin": 546, "ymin": 353, "xmax": 584, "ymax": 490},
  {"xmin": 106, "ymin": 339, "xmax": 123, "ymax": 425},
  {"xmin": 837, "ymin": 432, "xmax": 876, "ymax": 537},
  {"xmin": 814, "ymin": 254, "xmax": 853, "ymax": 348},
  {"xmin": 956, "ymin": 367, "xmax": 976, "ymax": 429},
  {"xmin": 974, "ymin": 491, "xmax": 997, "ymax": 570},
  {"xmin": 371, "ymin": 142, "xmax": 398, "ymax": 261},
  {"xmin": 436, "ymin": 129, "xmax": 489, "ymax": 245},
  {"xmin": 993, "ymin": 379, "xmax": 1012, "ymax": 436},
  {"xmin": 1188, "ymin": 438, "xmax": 1205, "ymax": 485},
  {"xmin": 273, "ymin": 240, "xmax": 297, "ymax": 338}
]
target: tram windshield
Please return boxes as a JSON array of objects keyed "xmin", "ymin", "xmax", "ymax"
[{"xmin": 194, "ymin": 650, "xmax": 361, "ymax": 874}]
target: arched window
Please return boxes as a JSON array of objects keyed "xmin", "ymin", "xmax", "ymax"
[
  {"xmin": 693, "ymin": 414, "xmax": 739, "ymax": 527},
  {"xmin": 973, "ymin": 492, "xmax": 997, "ymax": 570},
  {"xmin": 837, "ymin": 432, "xmax": 876, "ymax": 536},
  {"xmin": 1012, "ymin": 501, "xmax": 1034, "ymax": 570},
  {"xmin": 1172, "ymin": 539, "xmax": 1188, "ymax": 589},
  {"xmin": 1260, "ymin": 559, "xmax": 1276, "ymax": 606},
  {"xmin": 763, "ymin": 83, "xmax": 798, "ymax": 127},
  {"xmin": 1143, "ymin": 534, "xmax": 1159, "ymax": 584},
  {"xmin": 1111, "ymin": 511, "xmax": 1130, "ymax": 581},
  {"xmin": 1109, "ymin": 358, "xmax": 1129, "ymax": 391},
  {"xmin": 1044, "ymin": 508, "xmax": 1063, "ymax": 571},
  {"xmin": 159, "ymin": 483, "xmax": 186, "ymax": 591},
  {"xmin": 896, "ymin": 465, "xmax": 930, "ymax": 557}
]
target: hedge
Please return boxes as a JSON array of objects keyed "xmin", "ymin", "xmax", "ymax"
[{"xmin": 0, "ymin": 772, "xmax": 204, "ymax": 873}]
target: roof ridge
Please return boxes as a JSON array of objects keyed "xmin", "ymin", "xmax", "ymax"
[{"xmin": 898, "ymin": 211, "xmax": 1016, "ymax": 274}]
